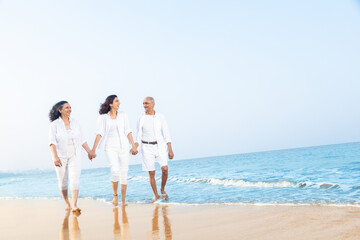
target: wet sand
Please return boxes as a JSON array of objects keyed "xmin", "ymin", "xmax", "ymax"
[{"xmin": 0, "ymin": 199, "xmax": 359, "ymax": 240}]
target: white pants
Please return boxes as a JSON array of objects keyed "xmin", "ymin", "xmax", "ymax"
[
  {"xmin": 55, "ymin": 147, "xmax": 81, "ymax": 191},
  {"xmin": 105, "ymin": 148, "xmax": 129, "ymax": 184},
  {"xmin": 141, "ymin": 144, "xmax": 168, "ymax": 171}
]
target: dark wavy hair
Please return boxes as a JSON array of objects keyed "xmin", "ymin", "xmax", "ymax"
[
  {"xmin": 49, "ymin": 101, "xmax": 68, "ymax": 122},
  {"xmin": 99, "ymin": 95, "xmax": 117, "ymax": 114}
]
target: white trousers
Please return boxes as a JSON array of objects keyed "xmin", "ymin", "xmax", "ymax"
[
  {"xmin": 55, "ymin": 147, "xmax": 81, "ymax": 190},
  {"xmin": 105, "ymin": 148, "xmax": 129, "ymax": 185}
]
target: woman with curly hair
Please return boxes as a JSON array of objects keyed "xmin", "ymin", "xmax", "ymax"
[
  {"xmin": 49, "ymin": 100, "xmax": 91, "ymax": 212},
  {"xmin": 89, "ymin": 95, "xmax": 138, "ymax": 206}
]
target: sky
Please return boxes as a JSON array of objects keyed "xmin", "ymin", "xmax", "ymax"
[{"xmin": 0, "ymin": 0, "xmax": 359, "ymax": 171}]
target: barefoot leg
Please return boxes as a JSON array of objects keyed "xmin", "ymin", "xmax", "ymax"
[
  {"xmin": 112, "ymin": 181, "xmax": 119, "ymax": 206},
  {"xmin": 149, "ymin": 171, "xmax": 159, "ymax": 200},
  {"xmin": 120, "ymin": 184, "xmax": 128, "ymax": 206},
  {"xmin": 71, "ymin": 189, "xmax": 81, "ymax": 212},
  {"xmin": 61, "ymin": 189, "xmax": 71, "ymax": 210},
  {"xmin": 160, "ymin": 166, "xmax": 169, "ymax": 200}
]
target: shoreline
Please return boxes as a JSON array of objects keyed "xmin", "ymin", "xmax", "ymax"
[
  {"xmin": 1, "ymin": 196, "xmax": 359, "ymax": 208},
  {"xmin": 1, "ymin": 199, "xmax": 360, "ymax": 240}
]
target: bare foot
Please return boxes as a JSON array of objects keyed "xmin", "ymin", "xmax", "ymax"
[
  {"xmin": 121, "ymin": 202, "xmax": 128, "ymax": 207},
  {"xmin": 151, "ymin": 195, "xmax": 160, "ymax": 202},
  {"xmin": 161, "ymin": 191, "xmax": 169, "ymax": 200},
  {"xmin": 112, "ymin": 195, "xmax": 118, "ymax": 206},
  {"xmin": 73, "ymin": 211, "xmax": 81, "ymax": 217},
  {"xmin": 72, "ymin": 207, "xmax": 81, "ymax": 213}
]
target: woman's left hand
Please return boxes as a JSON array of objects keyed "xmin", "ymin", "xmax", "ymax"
[
  {"xmin": 88, "ymin": 150, "xmax": 96, "ymax": 160},
  {"xmin": 131, "ymin": 146, "xmax": 138, "ymax": 155}
]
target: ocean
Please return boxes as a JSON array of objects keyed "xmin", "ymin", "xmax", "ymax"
[{"xmin": 1, "ymin": 142, "xmax": 359, "ymax": 206}]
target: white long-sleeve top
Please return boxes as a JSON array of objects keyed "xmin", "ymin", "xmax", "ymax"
[
  {"xmin": 49, "ymin": 117, "xmax": 86, "ymax": 158},
  {"xmin": 96, "ymin": 111, "xmax": 132, "ymax": 150},
  {"xmin": 135, "ymin": 112, "xmax": 172, "ymax": 151}
]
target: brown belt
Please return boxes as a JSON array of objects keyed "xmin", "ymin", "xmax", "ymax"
[{"xmin": 142, "ymin": 140, "xmax": 158, "ymax": 145}]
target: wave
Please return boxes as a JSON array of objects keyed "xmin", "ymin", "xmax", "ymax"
[
  {"xmin": 0, "ymin": 174, "xmax": 348, "ymax": 190},
  {"xmin": 156, "ymin": 202, "xmax": 360, "ymax": 208},
  {"xmin": 128, "ymin": 176, "xmax": 345, "ymax": 189},
  {"xmin": 129, "ymin": 176, "xmax": 348, "ymax": 189},
  {"xmin": 0, "ymin": 169, "xmax": 53, "ymax": 177},
  {"xmin": 174, "ymin": 178, "xmax": 301, "ymax": 188},
  {"xmin": 0, "ymin": 178, "xmax": 26, "ymax": 187}
]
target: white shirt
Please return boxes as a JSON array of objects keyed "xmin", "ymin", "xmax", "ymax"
[
  {"xmin": 135, "ymin": 112, "xmax": 171, "ymax": 152},
  {"xmin": 65, "ymin": 129, "xmax": 76, "ymax": 157},
  {"xmin": 142, "ymin": 115, "xmax": 157, "ymax": 142},
  {"xmin": 96, "ymin": 111, "xmax": 132, "ymax": 150},
  {"xmin": 66, "ymin": 129, "xmax": 75, "ymax": 145},
  {"xmin": 105, "ymin": 119, "xmax": 122, "ymax": 150},
  {"xmin": 49, "ymin": 117, "xmax": 86, "ymax": 158}
]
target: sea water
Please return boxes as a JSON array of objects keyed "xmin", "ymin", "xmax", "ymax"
[{"xmin": 1, "ymin": 142, "xmax": 359, "ymax": 206}]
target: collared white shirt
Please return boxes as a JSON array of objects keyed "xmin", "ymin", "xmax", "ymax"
[
  {"xmin": 135, "ymin": 112, "xmax": 171, "ymax": 151},
  {"xmin": 96, "ymin": 111, "xmax": 132, "ymax": 150},
  {"xmin": 49, "ymin": 117, "xmax": 86, "ymax": 158}
]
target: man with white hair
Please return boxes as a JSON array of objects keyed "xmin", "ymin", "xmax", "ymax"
[{"xmin": 135, "ymin": 97, "xmax": 174, "ymax": 200}]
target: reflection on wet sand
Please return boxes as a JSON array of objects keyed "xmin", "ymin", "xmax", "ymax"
[
  {"xmin": 113, "ymin": 206, "xmax": 131, "ymax": 240},
  {"xmin": 59, "ymin": 204, "xmax": 171, "ymax": 240},
  {"xmin": 151, "ymin": 205, "xmax": 172, "ymax": 240},
  {"xmin": 60, "ymin": 211, "xmax": 70, "ymax": 240},
  {"xmin": 60, "ymin": 210, "xmax": 81, "ymax": 240}
]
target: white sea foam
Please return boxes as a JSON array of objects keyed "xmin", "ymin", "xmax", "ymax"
[
  {"xmin": 175, "ymin": 178, "xmax": 298, "ymax": 188},
  {"xmin": 147, "ymin": 201, "xmax": 360, "ymax": 208},
  {"xmin": 82, "ymin": 199, "xmax": 360, "ymax": 208},
  {"xmin": 127, "ymin": 175, "xmax": 346, "ymax": 189}
]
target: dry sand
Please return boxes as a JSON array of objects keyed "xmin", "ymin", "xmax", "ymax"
[{"xmin": 0, "ymin": 199, "xmax": 359, "ymax": 240}]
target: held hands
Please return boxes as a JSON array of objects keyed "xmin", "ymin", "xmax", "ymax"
[
  {"xmin": 53, "ymin": 157, "xmax": 62, "ymax": 167},
  {"xmin": 88, "ymin": 150, "xmax": 97, "ymax": 161},
  {"xmin": 131, "ymin": 146, "xmax": 138, "ymax": 155}
]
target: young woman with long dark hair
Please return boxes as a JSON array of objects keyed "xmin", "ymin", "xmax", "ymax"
[{"xmin": 89, "ymin": 95, "xmax": 137, "ymax": 206}]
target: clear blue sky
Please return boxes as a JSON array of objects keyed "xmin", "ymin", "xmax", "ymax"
[{"xmin": 0, "ymin": 0, "xmax": 359, "ymax": 171}]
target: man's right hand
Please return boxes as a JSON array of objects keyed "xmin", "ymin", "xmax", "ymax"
[
  {"xmin": 168, "ymin": 150, "xmax": 174, "ymax": 159},
  {"xmin": 89, "ymin": 150, "xmax": 97, "ymax": 160},
  {"xmin": 130, "ymin": 146, "xmax": 138, "ymax": 155}
]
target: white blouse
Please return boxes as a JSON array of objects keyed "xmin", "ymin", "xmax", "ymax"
[
  {"xmin": 49, "ymin": 117, "xmax": 86, "ymax": 158},
  {"xmin": 104, "ymin": 119, "xmax": 121, "ymax": 150},
  {"xmin": 96, "ymin": 111, "xmax": 132, "ymax": 150}
]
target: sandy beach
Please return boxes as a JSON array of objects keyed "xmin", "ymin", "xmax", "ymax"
[{"xmin": 0, "ymin": 199, "xmax": 359, "ymax": 240}]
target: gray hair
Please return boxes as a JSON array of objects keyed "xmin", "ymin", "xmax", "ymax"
[{"xmin": 145, "ymin": 96, "xmax": 155, "ymax": 103}]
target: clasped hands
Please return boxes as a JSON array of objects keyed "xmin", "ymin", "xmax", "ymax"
[
  {"xmin": 88, "ymin": 146, "xmax": 138, "ymax": 161},
  {"xmin": 88, "ymin": 150, "xmax": 96, "ymax": 161},
  {"xmin": 130, "ymin": 146, "xmax": 138, "ymax": 155}
]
